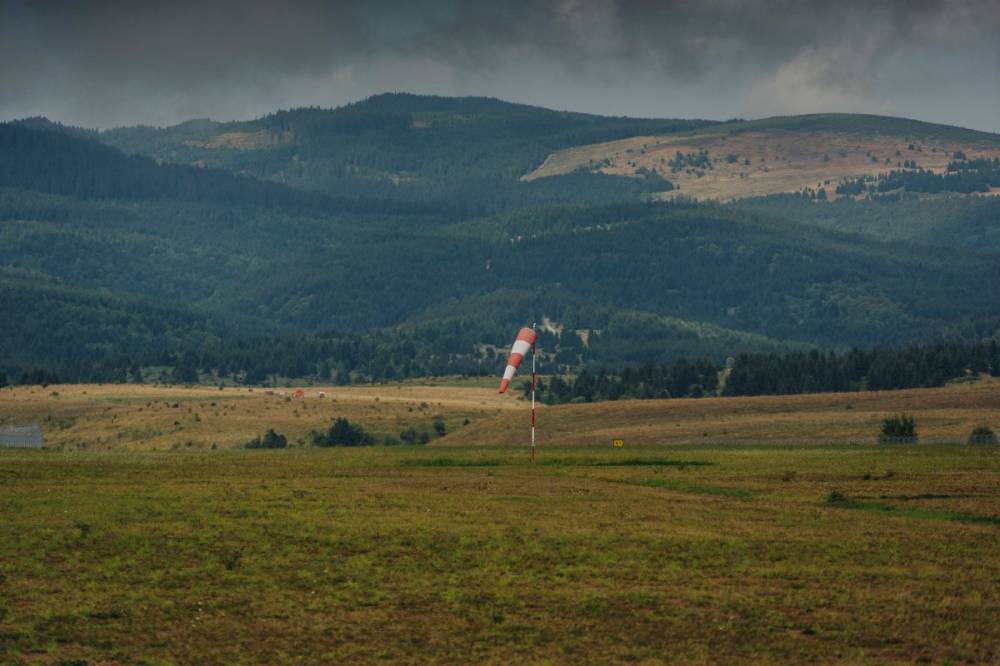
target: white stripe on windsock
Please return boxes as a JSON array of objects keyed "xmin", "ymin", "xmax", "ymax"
[{"xmin": 510, "ymin": 339, "xmax": 532, "ymax": 357}]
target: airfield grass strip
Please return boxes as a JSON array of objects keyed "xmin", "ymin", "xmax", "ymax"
[
  {"xmin": 399, "ymin": 458, "xmax": 504, "ymax": 467},
  {"xmin": 633, "ymin": 478, "xmax": 755, "ymax": 498},
  {"xmin": 399, "ymin": 457, "xmax": 712, "ymax": 468},
  {"xmin": 827, "ymin": 495, "xmax": 1000, "ymax": 526},
  {"xmin": 873, "ymin": 493, "xmax": 980, "ymax": 501},
  {"xmin": 585, "ymin": 458, "xmax": 712, "ymax": 468}
]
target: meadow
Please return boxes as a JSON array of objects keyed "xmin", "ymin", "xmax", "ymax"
[
  {"xmin": 523, "ymin": 117, "xmax": 1000, "ymax": 201},
  {"xmin": 1, "ymin": 381, "xmax": 999, "ymax": 663},
  {"xmin": 3, "ymin": 376, "xmax": 999, "ymax": 452},
  {"xmin": 0, "ymin": 381, "xmax": 515, "ymax": 452}
]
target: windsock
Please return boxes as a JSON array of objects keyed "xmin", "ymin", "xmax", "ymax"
[{"xmin": 499, "ymin": 327, "xmax": 537, "ymax": 393}]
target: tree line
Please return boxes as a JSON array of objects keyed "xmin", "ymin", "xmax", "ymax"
[
  {"xmin": 836, "ymin": 158, "xmax": 1000, "ymax": 196},
  {"xmin": 523, "ymin": 339, "xmax": 1000, "ymax": 404}
]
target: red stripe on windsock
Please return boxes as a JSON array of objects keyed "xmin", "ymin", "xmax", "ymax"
[{"xmin": 506, "ymin": 351, "xmax": 524, "ymax": 367}]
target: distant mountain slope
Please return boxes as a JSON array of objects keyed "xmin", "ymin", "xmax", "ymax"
[
  {"xmin": 524, "ymin": 113, "xmax": 1000, "ymax": 201},
  {"xmin": 0, "ymin": 122, "xmax": 320, "ymax": 209},
  {"xmin": 0, "ymin": 270, "xmax": 220, "ymax": 377},
  {"xmin": 735, "ymin": 194, "xmax": 1000, "ymax": 250},
  {"xmin": 4, "ymin": 95, "xmax": 1000, "ymax": 382},
  {"xmin": 95, "ymin": 93, "xmax": 715, "ymax": 209}
]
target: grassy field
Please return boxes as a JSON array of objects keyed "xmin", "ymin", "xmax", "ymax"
[
  {"xmin": 0, "ymin": 382, "xmax": 516, "ymax": 451},
  {"xmin": 446, "ymin": 376, "xmax": 1000, "ymax": 448},
  {"xmin": 2, "ymin": 381, "xmax": 999, "ymax": 663},
  {"xmin": 2, "ymin": 377, "xmax": 998, "ymax": 452},
  {"xmin": 1, "ymin": 444, "xmax": 999, "ymax": 664}
]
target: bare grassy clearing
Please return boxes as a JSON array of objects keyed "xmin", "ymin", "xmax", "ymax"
[
  {"xmin": 524, "ymin": 129, "xmax": 1000, "ymax": 201},
  {"xmin": 184, "ymin": 130, "xmax": 285, "ymax": 150}
]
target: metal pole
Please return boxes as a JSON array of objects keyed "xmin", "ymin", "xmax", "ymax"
[
  {"xmin": 531, "ymin": 337, "xmax": 536, "ymax": 463},
  {"xmin": 530, "ymin": 322, "xmax": 538, "ymax": 462}
]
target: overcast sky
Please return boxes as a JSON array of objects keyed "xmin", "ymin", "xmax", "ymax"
[{"xmin": 2, "ymin": 0, "xmax": 999, "ymax": 132}]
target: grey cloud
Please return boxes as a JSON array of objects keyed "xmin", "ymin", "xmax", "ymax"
[{"xmin": 1, "ymin": 0, "xmax": 998, "ymax": 131}]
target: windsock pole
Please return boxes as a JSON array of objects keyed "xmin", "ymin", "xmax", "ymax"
[
  {"xmin": 530, "ymin": 324, "xmax": 537, "ymax": 463},
  {"xmin": 498, "ymin": 325, "xmax": 539, "ymax": 461}
]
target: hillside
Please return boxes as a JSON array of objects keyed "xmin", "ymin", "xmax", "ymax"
[
  {"xmin": 96, "ymin": 93, "xmax": 714, "ymax": 209},
  {"xmin": 523, "ymin": 113, "xmax": 1000, "ymax": 201},
  {"xmin": 3, "ymin": 96, "xmax": 1000, "ymax": 383}
]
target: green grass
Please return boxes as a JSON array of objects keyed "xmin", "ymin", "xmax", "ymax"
[
  {"xmin": 1, "ymin": 443, "xmax": 999, "ymax": 663},
  {"xmin": 399, "ymin": 457, "xmax": 506, "ymax": 467},
  {"xmin": 826, "ymin": 495, "xmax": 1000, "ymax": 526},
  {"xmin": 634, "ymin": 478, "xmax": 756, "ymax": 498},
  {"xmin": 585, "ymin": 457, "xmax": 712, "ymax": 467}
]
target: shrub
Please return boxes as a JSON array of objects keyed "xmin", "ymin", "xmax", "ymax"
[
  {"xmin": 433, "ymin": 418, "xmax": 447, "ymax": 437},
  {"xmin": 246, "ymin": 428, "xmax": 287, "ymax": 449},
  {"xmin": 312, "ymin": 418, "xmax": 375, "ymax": 447},
  {"xmin": 968, "ymin": 425, "xmax": 998, "ymax": 445},
  {"xmin": 222, "ymin": 547, "xmax": 243, "ymax": 571},
  {"xmin": 399, "ymin": 427, "xmax": 430, "ymax": 445},
  {"xmin": 826, "ymin": 490, "xmax": 848, "ymax": 504},
  {"xmin": 879, "ymin": 413, "xmax": 917, "ymax": 443}
]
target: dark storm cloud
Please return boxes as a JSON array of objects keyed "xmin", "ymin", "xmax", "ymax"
[{"xmin": 2, "ymin": 0, "xmax": 998, "ymax": 131}]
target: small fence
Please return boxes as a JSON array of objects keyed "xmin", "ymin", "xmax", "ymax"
[{"xmin": 0, "ymin": 424, "xmax": 44, "ymax": 448}]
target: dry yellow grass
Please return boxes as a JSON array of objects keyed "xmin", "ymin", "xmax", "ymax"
[
  {"xmin": 6, "ymin": 377, "xmax": 998, "ymax": 452},
  {"xmin": 184, "ymin": 130, "xmax": 287, "ymax": 150},
  {"xmin": 0, "ymin": 382, "xmax": 519, "ymax": 451},
  {"xmin": 523, "ymin": 129, "xmax": 1000, "ymax": 201},
  {"xmin": 444, "ymin": 376, "xmax": 1000, "ymax": 447}
]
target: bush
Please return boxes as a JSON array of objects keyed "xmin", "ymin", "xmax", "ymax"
[
  {"xmin": 826, "ymin": 489, "xmax": 848, "ymax": 504},
  {"xmin": 313, "ymin": 418, "xmax": 374, "ymax": 447},
  {"xmin": 968, "ymin": 425, "xmax": 998, "ymax": 445},
  {"xmin": 246, "ymin": 428, "xmax": 287, "ymax": 449},
  {"xmin": 433, "ymin": 418, "xmax": 447, "ymax": 437},
  {"xmin": 399, "ymin": 427, "xmax": 430, "ymax": 445},
  {"xmin": 880, "ymin": 413, "xmax": 917, "ymax": 443}
]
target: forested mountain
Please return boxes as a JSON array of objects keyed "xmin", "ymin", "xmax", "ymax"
[
  {"xmin": 95, "ymin": 93, "xmax": 710, "ymax": 212},
  {"xmin": 3, "ymin": 94, "xmax": 1000, "ymax": 385}
]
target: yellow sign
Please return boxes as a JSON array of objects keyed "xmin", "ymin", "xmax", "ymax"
[{"xmin": 613, "ymin": 438, "xmax": 624, "ymax": 448}]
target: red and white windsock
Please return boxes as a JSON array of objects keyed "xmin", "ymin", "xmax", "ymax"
[{"xmin": 498, "ymin": 327, "xmax": 537, "ymax": 393}]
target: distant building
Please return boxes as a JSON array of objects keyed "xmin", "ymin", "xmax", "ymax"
[{"xmin": 0, "ymin": 424, "xmax": 43, "ymax": 448}]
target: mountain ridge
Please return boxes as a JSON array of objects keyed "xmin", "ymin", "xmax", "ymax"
[{"xmin": 3, "ymin": 93, "xmax": 1000, "ymax": 383}]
